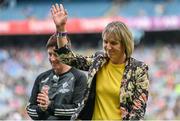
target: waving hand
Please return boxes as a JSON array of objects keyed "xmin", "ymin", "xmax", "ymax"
[{"xmin": 51, "ymin": 4, "xmax": 68, "ymax": 32}]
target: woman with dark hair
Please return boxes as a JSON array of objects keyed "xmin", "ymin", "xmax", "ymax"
[{"xmin": 26, "ymin": 34, "xmax": 87, "ymax": 120}]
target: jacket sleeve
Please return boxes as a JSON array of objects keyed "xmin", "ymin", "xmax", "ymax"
[
  {"xmin": 55, "ymin": 44, "xmax": 93, "ymax": 71},
  {"xmin": 128, "ymin": 64, "xmax": 149, "ymax": 120},
  {"xmin": 47, "ymin": 72, "xmax": 87, "ymax": 117},
  {"xmin": 26, "ymin": 75, "xmax": 49, "ymax": 120}
]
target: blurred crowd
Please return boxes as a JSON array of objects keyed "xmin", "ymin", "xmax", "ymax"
[
  {"xmin": 0, "ymin": 46, "xmax": 49, "ymax": 120},
  {"xmin": 0, "ymin": 44, "xmax": 180, "ymax": 120},
  {"xmin": 134, "ymin": 44, "xmax": 180, "ymax": 120}
]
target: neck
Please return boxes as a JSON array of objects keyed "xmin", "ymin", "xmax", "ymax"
[
  {"xmin": 110, "ymin": 54, "xmax": 126, "ymax": 64},
  {"xmin": 54, "ymin": 65, "xmax": 71, "ymax": 75}
]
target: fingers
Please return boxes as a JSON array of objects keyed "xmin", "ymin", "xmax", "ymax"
[
  {"xmin": 51, "ymin": 5, "xmax": 57, "ymax": 14},
  {"xmin": 60, "ymin": 4, "xmax": 65, "ymax": 12},
  {"xmin": 51, "ymin": 3, "xmax": 65, "ymax": 14},
  {"xmin": 55, "ymin": 3, "xmax": 60, "ymax": 12},
  {"xmin": 37, "ymin": 93, "xmax": 47, "ymax": 101},
  {"xmin": 37, "ymin": 98, "xmax": 45, "ymax": 104},
  {"xmin": 37, "ymin": 92, "xmax": 48, "ymax": 105},
  {"xmin": 65, "ymin": 9, "xmax": 68, "ymax": 15}
]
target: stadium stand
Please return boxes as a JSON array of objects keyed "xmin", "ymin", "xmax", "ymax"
[
  {"xmin": 118, "ymin": 0, "xmax": 180, "ymax": 17},
  {"xmin": 0, "ymin": 0, "xmax": 112, "ymax": 20},
  {"xmin": 1, "ymin": 0, "xmax": 180, "ymax": 20}
]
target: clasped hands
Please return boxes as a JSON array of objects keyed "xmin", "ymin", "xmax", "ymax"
[{"xmin": 37, "ymin": 90, "xmax": 50, "ymax": 111}]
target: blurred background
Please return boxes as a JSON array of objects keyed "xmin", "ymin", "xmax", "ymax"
[{"xmin": 0, "ymin": 0, "xmax": 180, "ymax": 120}]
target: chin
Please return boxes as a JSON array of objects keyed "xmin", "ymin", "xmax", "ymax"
[
  {"xmin": 52, "ymin": 66, "xmax": 57, "ymax": 70},
  {"xmin": 108, "ymin": 53, "xmax": 113, "ymax": 57}
]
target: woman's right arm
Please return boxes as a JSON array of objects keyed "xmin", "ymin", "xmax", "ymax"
[
  {"xmin": 56, "ymin": 44, "xmax": 94, "ymax": 71},
  {"xmin": 51, "ymin": 4, "xmax": 93, "ymax": 71}
]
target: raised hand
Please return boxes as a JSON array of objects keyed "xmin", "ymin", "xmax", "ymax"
[{"xmin": 51, "ymin": 3, "xmax": 68, "ymax": 32}]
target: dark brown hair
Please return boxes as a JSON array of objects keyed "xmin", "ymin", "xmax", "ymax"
[
  {"xmin": 46, "ymin": 34, "xmax": 58, "ymax": 49},
  {"xmin": 46, "ymin": 34, "xmax": 71, "ymax": 49}
]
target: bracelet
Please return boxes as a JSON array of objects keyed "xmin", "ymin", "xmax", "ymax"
[{"xmin": 56, "ymin": 31, "xmax": 67, "ymax": 38}]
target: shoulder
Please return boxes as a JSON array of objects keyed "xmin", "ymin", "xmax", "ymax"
[
  {"xmin": 36, "ymin": 69, "xmax": 53, "ymax": 81},
  {"xmin": 70, "ymin": 67, "xmax": 87, "ymax": 82},
  {"xmin": 70, "ymin": 67, "xmax": 87, "ymax": 77},
  {"xmin": 128, "ymin": 57, "xmax": 148, "ymax": 70}
]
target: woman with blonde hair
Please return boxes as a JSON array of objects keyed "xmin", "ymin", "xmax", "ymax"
[{"xmin": 51, "ymin": 3, "xmax": 149, "ymax": 120}]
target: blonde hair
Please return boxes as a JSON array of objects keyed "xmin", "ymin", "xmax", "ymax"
[{"xmin": 102, "ymin": 21, "xmax": 134, "ymax": 58}]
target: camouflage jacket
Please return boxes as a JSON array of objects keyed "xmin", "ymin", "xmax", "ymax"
[{"xmin": 56, "ymin": 45, "xmax": 149, "ymax": 120}]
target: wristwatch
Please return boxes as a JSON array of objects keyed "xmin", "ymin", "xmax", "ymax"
[{"xmin": 56, "ymin": 32, "xmax": 67, "ymax": 38}]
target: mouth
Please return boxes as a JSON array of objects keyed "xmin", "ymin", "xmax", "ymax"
[
  {"xmin": 51, "ymin": 62, "xmax": 59, "ymax": 67},
  {"xmin": 107, "ymin": 51, "xmax": 114, "ymax": 55}
]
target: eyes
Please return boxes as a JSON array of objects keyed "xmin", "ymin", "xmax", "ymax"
[
  {"xmin": 48, "ymin": 52, "xmax": 58, "ymax": 57},
  {"xmin": 103, "ymin": 39, "xmax": 119, "ymax": 45}
]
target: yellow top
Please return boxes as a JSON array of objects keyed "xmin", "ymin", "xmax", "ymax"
[{"xmin": 92, "ymin": 61, "xmax": 125, "ymax": 120}]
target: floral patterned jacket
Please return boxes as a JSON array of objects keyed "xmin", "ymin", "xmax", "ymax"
[{"xmin": 56, "ymin": 45, "xmax": 149, "ymax": 120}]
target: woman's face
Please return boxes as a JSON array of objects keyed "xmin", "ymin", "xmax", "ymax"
[
  {"xmin": 103, "ymin": 33, "xmax": 125, "ymax": 64},
  {"xmin": 47, "ymin": 46, "xmax": 62, "ymax": 71}
]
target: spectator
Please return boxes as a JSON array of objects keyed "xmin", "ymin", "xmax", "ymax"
[{"xmin": 26, "ymin": 35, "xmax": 87, "ymax": 120}]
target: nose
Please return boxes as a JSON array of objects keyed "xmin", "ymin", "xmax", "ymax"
[
  {"xmin": 106, "ymin": 42, "xmax": 112, "ymax": 50},
  {"xmin": 50, "ymin": 55, "xmax": 57, "ymax": 62}
]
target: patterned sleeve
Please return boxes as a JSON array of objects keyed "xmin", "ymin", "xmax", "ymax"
[
  {"xmin": 55, "ymin": 44, "xmax": 94, "ymax": 71},
  {"xmin": 129, "ymin": 64, "xmax": 149, "ymax": 120}
]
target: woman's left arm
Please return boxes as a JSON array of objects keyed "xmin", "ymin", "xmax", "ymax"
[{"xmin": 129, "ymin": 64, "xmax": 149, "ymax": 120}]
